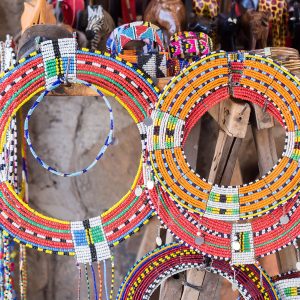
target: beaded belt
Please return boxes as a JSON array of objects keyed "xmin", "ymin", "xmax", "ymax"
[
  {"xmin": 0, "ymin": 38, "xmax": 159, "ymax": 264},
  {"xmin": 117, "ymin": 243, "xmax": 279, "ymax": 300}
]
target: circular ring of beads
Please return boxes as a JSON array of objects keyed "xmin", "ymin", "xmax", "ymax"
[
  {"xmin": 149, "ymin": 51, "xmax": 300, "ymax": 221},
  {"xmin": 117, "ymin": 243, "xmax": 279, "ymax": 300},
  {"xmin": 24, "ymin": 78, "xmax": 114, "ymax": 177},
  {"xmin": 0, "ymin": 44, "xmax": 158, "ymax": 259}
]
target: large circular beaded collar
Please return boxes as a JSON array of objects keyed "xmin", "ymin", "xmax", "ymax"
[
  {"xmin": 0, "ymin": 38, "xmax": 159, "ymax": 264},
  {"xmin": 147, "ymin": 51, "xmax": 300, "ymax": 262},
  {"xmin": 148, "ymin": 51, "xmax": 300, "ymax": 220},
  {"xmin": 117, "ymin": 243, "xmax": 280, "ymax": 300}
]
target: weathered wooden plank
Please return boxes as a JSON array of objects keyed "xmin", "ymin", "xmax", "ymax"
[{"xmin": 252, "ymin": 117, "xmax": 281, "ymax": 276}]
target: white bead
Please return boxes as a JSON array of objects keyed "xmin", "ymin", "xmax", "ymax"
[
  {"xmin": 156, "ymin": 236, "xmax": 162, "ymax": 246},
  {"xmin": 195, "ymin": 236, "xmax": 204, "ymax": 245},
  {"xmin": 280, "ymin": 215, "xmax": 289, "ymax": 225},
  {"xmin": 232, "ymin": 241, "xmax": 241, "ymax": 251},
  {"xmin": 232, "ymin": 283, "xmax": 238, "ymax": 291},
  {"xmin": 147, "ymin": 180, "xmax": 154, "ymax": 190},
  {"xmin": 143, "ymin": 117, "xmax": 153, "ymax": 126},
  {"xmin": 135, "ymin": 186, "xmax": 143, "ymax": 196},
  {"xmin": 196, "ymin": 231, "xmax": 201, "ymax": 236}
]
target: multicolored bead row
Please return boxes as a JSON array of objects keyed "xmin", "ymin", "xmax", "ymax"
[{"xmin": 117, "ymin": 243, "xmax": 279, "ymax": 300}]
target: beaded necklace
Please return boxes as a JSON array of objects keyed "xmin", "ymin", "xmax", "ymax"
[
  {"xmin": 117, "ymin": 243, "xmax": 280, "ymax": 300},
  {"xmin": 0, "ymin": 35, "xmax": 17, "ymax": 300},
  {"xmin": 0, "ymin": 38, "xmax": 162, "ymax": 300}
]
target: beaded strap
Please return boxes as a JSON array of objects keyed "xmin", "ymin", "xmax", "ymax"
[
  {"xmin": 24, "ymin": 78, "xmax": 114, "ymax": 177},
  {"xmin": 117, "ymin": 243, "xmax": 279, "ymax": 300},
  {"xmin": 106, "ymin": 21, "xmax": 165, "ymax": 54}
]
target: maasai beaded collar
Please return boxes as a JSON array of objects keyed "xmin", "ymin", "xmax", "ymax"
[
  {"xmin": 148, "ymin": 51, "xmax": 300, "ymax": 221},
  {"xmin": 149, "ymin": 184, "xmax": 300, "ymax": 262},
  {"xmin": 106, "ymin": 21, "xmax": 165, "ymax": 55},
  {"xmin": 169, "ymin": 31, "xmax": 213, "ymax": 58},
  {"xmin": 24, "ymin": 78, "xmax": 114, "ymax": 177},
  {"xmin": 117, "ymin": 243, "xmax": 280, "ymax": 300},
  {"xmin": 0, "ymin": 38, "xmax": 159, "ymax": 263},
  {"xmin": 273, "ymin": 271, "xmax": 300, "ymax": 299}
]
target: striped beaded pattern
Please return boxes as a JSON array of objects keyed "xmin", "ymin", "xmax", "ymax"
[
  {"xmin": 117, "ymin": 243, "xmax": 279, "ymax": 300},
  {"xmin": 169, "ymin": 31, "xmax": 213, "ymax": 58},
  {"xmin": 0, "ymin": 43, "xmax": 159, "ymax": 256},
  {"xmin": 24, "ymin": 78, "xmax": 114, "ymax": 177},
  {"xmin": 231, "ymin": 223, "xmax": 255, "ymax": 265},
  {"xmin": 149, "ymin": 51, "xmax": 300, "ymax": 221},
  {"xmin": 41, "ymin": 38, "xmax": 77, "ymax": 88},
  {"xmin": 71, "ymin": 217, "xmax": 110, "ymax": 264},
  {"xmin": 148, "ymin": 178, "xmax": 300, "ymax": 260},
  {"xmin": 106, "ymin": 21, "xmax": 165, "ymax": 55}
]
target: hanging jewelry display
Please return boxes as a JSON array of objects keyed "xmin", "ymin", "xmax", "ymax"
[{"xmin": 117, "ymin": 243, "xmax": 280, "ymax": 300}]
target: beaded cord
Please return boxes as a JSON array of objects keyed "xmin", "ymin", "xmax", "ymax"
[
  {"xmin": 0, "ymin": 44, "xmax": 159, "ymax": 257},
  {"xmin": 84, "ymin": 264, "xmax": 91, "ymax": 300},
  {"xmin": 77, "ymin": 263, "xmax": 81, "ymax": 300},
  {"xmin": 117, "ymin": 243, "xmax": 279, "ymax": 300},
  {"xmin": 91, "ymin": 264, "xmax": 98, "ymax": 300},
  {"xmin": 103, "ymin": 259, "xmax": 109, "ymax": 300},
  {"xmin": 110, "ymin": 255, "xmax": 115, "ymax": 300},
  {"xmin": 24, "ymin": 78, "xmax": 114, "ymax": 177},
  {"xmin": 97, "ymin": 261, "xmax": 103, "ymax": 300}
]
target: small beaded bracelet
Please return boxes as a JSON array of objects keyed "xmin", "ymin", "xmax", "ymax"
[
  {"xmin": 24, "ymin": 78, "xmax": 114, "ymax": 177},
  {"xmin": 117, "ymin": 243, "xmax": 279, "ymax": 300}
]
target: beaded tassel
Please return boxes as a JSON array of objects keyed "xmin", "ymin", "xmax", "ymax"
[
  {"xmin": 110, "ymin": 256, "xmax": 115, "ymax": 300},
  {"xmin": 77, "ymin": 264, "xmax": 81, "ymax": 300},
  {"xmin": 84, "ymin": 264, "xmax": 91, "ymax": 300},
  {"xmin": 97, "ymin": 262, "xmax": 102, "ymax": 300}
]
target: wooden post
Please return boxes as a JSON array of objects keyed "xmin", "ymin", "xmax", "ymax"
[
  {"xmin": 251, "ymin": 104, "xmax": 295, "ymax": 276},
  {"xmin": 180, "ymin": 99, "xmax": 250, "ymax": 300}
]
